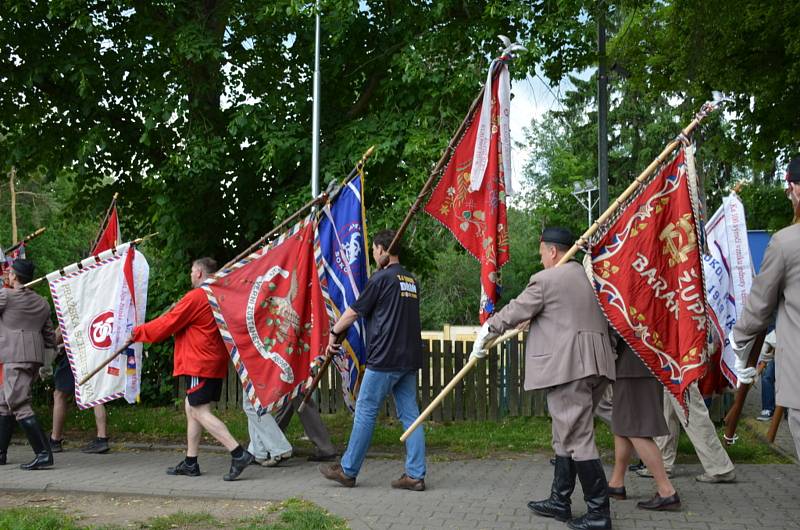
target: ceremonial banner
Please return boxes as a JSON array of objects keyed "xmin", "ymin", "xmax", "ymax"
[
  {"xmin": 701, "ymin": 192, "xmax": 753, "ymax": 391},
  {"xmin": 92, "ymin": 206, "xmax": 121, "ymax": 255},
  {"xmin": 424, "ymin": 56, "xmax": 512, "ymax": 322},
  {"xmin": 47, "ymin": 244, "xmax": 149, "ymax": 409},
  {"xmin": 589, "ymin": 148, "xmax": 709, "ymax": 411},
  {"xmin": 205, "ymin": 217, "xmax": 329, "ymax": 414},
  {"xmin": 315, "ymin": 175, "xmax": 368, "ymax": 411}
]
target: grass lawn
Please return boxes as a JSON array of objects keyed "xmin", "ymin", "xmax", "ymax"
[
  {"xmin": 0, "ymin": 497, "xmax": 348, "ymax": 530},
  {"xmin": 30, "ymin": 402, "xmax": 790, "ymax": 464}
]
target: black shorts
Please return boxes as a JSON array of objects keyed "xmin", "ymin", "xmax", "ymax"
[
  {"xmin": 53, "ymin": 355, "xmax": 75, "ymax": 393},
  {"xmin": 185, "ymin": 376, "xmax": 223, "ymax": 406}
]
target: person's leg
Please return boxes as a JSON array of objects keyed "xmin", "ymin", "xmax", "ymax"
[
  {"xmin": 608, "ymin": 435, "xmax": 633, "ymax": 489},
  {"xmin": 593, "ymin": 385, "xmax": 613, "ymax": 427},
  {"xmin": 0, "ymin": 368, "xmax": 14, "ymax": 465},
  {"xmin": 243, "ymin": 398, "xmax": 268, "ymax": 460},
  {"xmin": 6, "ymin": 363, "xmax": 53, "ymax": 470},
  {"xmin": 188, "ymin": 402, "xmax": 238, "ymax": 451},
  {"xmin": 340, "ymin": 369, "xmax": 392, "ymax": 478},
  {"xmin": 786, "ymin": 408, "xmax": 800, "ymax": 460},
  {"xmin": 51, "ymin": 390, "xmax": 69, "ymax": 441},
  {"xmin": 391, "ymin": 370, "xmax": 426, "ymax": 480},
  {"xmin": 94, "ymin": 404, "xmax": 108, "ymax": 438},
  {"xmin": 185, "ymin": 397, "xmax": 203, "ymax": 457},
  {"xmin": 653, "ymin": 388, "xmax": 679, "ymax": 472},
  {"xmin": 761, "ymin": 361, "xmax": 776, "ymax": 415},
  {"xmin": 81, "ymin": 404, "xmax": 110, "ymax": 453},
  {"xmin": 630, "ymin": 437, "xmax": 676, "ymax": 498},
  {"xmin": 680, "ymin": 383, "xmax": 735, "ymax": 479}
]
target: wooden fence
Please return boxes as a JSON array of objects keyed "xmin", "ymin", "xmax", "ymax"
[{"xmin": 179, "ymin": 324, "xmax": 730, "ymax": 422}]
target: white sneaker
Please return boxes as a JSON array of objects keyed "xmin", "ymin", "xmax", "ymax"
[{"xmin": 262, "ymin": 450, "xmax": 292, "ymax": 467}]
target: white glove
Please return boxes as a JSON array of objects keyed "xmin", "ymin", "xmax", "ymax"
[
  {"xmin": 734, "ymin": 355, "xmax": 757, "ymax": 387},
  {"xmin": 469, "ymin": 322, "xmax": 494, "ymax": 361}
]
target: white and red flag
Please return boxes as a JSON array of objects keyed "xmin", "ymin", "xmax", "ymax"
[
  {"xmin": 204, "ymin": 217, "xmax": 329, "ymax": 414},
  {"xmin": 47, "ymin": 243, "xmax": 149, "ymax": 408},
  {"xmin": 424, "ymin": 55, "xmax": 513, "ymax": 322},
  {"xmin": 700, "ymin": 191, "xmax": 753, "ymax": 393},
  {"xmin": 588, "ymin": 147, "xmax": 709, "ymax": 411}
]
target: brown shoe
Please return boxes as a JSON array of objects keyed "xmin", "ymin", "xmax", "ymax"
[
  {"xmin": 319, "ymin": 463, "xmax": 355, "ymax": 487},
  {"xmin": 391, "ymin": 473, "xmax": 425, "ymax": 491},
  {"xmin": 637, "ymin": 492, "xmax": 681, "ymax": 511}
]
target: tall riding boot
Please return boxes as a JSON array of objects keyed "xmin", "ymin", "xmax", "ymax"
[
  {"xmin": 528, "ymin": 455, "xmax": 577, "ymax": 521},
  {"xmin": 0, "ymin": 415, "xmax": 14, "ymax": 465},
  {"xmin": 568, "ymin": 459, "xmax": 612, "ymax": 530},
  {"xmin": 18, "ymin": 416, "xmax": 53, "ymax": 470}
]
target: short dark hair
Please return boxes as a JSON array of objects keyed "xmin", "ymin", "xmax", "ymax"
[
  {"xmin": 372, "ymin": 229, "xmax": 399, "ymax": 255},
  {"xmin": 543, "ymin": 241, "xmax": 571, "ymax": 253},
  {"xmin": 192, "ymin": 257, "xmax": 218, "ymax": 275}
]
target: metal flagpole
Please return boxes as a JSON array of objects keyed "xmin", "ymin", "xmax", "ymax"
[{"xmin": 311, "ymin": 0, "xmax": 322, "ymax": 199}]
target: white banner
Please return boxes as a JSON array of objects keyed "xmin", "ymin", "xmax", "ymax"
[
  {"xmin": 47, "ymin": 244, "xmax": 149, "ymax": 409},
  {"xmin": 704, "ymin": 192, "xmax": 753, "ymax": 387}
]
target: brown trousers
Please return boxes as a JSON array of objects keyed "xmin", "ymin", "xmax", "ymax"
[
  {"xmin": 547, "ymin": 375, "xmax": 610, "ymax": 461},
  {"xmin": 0, "ymin": 362, "xmax": 38, "ymax": 420}
]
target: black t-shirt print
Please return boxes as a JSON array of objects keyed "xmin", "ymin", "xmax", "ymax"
[{"xmin": 350, "ymin": 263, "xmax": 423, "ymax": 371}]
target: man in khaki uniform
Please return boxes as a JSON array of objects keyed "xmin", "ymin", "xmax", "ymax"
[
  {"xmin": 471, "ymin": 227, "xmax": 615, "ymax": 530},
  {"xmin": 731, "ymin": 155, "xmax": 800, "ymax": 459},
  {"xmin": 0, "ymin": 259, "xmax": 57, "ymax": 469}
]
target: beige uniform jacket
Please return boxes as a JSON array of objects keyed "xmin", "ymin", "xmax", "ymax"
[
  {"xmin": 486, "ymin": 260, "xmax": 615, "ymax": 391},
  {"xmin": 0, "ymin": 287, "xmax": 56, "ymax": 364},
  {"xmin": 732, "ymin": 224, "xmax": 800, "ymax": 410}
]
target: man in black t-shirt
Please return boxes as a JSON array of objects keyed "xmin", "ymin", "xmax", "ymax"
[{"xmin": 319, "ymin": 229, "xmax": 426, "ymax": 491}]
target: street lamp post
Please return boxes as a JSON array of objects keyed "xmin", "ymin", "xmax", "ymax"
[{"xmin": 571, "ymin": 179, "xmax": 599, "ymax": 227}]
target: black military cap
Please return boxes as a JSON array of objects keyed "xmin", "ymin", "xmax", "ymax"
[
  {"xmin": 785, "ymin": 156, "xmax": 800, "ymax": 183},
  {"xmin": 11, "ymin": 258, "xmax": 35, "ymax": 283},
  {"xmin": 540, "ymin": 227, "xmax": 575, "ymax": 247}
]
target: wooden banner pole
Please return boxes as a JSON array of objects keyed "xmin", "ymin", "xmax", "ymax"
[{"xmin": 78, "ymin": 341, "xmax": 132, "ymax": 386}]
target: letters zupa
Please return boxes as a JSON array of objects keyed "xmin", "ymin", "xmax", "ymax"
[
  {"xmin": 205, "ymin": 217, "xmax": 329, "ymax": 414},
  {"xmin": 590, "ymin": 148, "xmax": 709, "ymax": 411}
]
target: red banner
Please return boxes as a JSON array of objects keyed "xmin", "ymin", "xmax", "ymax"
[
  {"xmin": 424, "ymin": 66, "xmax": 509, "ymax": 323},
  {"xmin": 590, "ymin": 149, "xmax": 708, "ymax": 411},
  {"xmin": 204, "ymin": 218, "xmax": 328, "ymax": 413},
  {"xmin": 92, "ymin": 207, "xmax": 121, "ymax": 255}
]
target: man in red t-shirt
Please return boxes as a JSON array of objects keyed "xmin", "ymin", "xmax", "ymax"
[{"xmin": 131, "ymin": 258, "xmax": 253, "ymax": 481}]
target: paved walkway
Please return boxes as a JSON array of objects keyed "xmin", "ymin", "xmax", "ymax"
[{"xmin": 2, "ymin": 444, "xmax": 799, "ymax": 530}]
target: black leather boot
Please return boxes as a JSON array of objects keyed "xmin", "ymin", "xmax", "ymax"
[
  {"xmin": 528, "ymin": 455, "xmax": 576, "ymax": 521},
  {"xmin": 0, "ymin": 414, "xmax": 14, "ymax": 465},
  {"xmin": 568, "ymin": 459, "xmax": 611, "ymax": 530},
  {"xmin": 18, "ymin": 416, "xmax": 53, "ymax": 470}
]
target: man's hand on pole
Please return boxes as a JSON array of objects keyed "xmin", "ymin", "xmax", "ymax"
[{"xmin": 469, "ymin": 322, "xmax": 496, "ymax": 361}]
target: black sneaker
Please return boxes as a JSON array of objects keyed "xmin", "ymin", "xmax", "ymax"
[
  {"xmin": 50, "ymin": 438, "xmax": 63, "ymax": 453},
  {"xmin": 223, "ymin": 450, "xmax": 254, "ymax": 481},
  {"xmin": 81, "ymin": 438, "xmax": 110, "ymax": 454},
  {"xmin": 166, "ymin": 459, "xmax": 201, "ymax": 477}
]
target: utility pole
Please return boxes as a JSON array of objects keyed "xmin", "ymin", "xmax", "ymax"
[
  {"xmin": 9, "ymin": 167, "xmax": 18, "ymax": 244},
  {"xmin": 597, "ymin": 2, "xmax": 609, "ymax": 212}
]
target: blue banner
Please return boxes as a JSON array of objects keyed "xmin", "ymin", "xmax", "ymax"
[{"xmin": 315, "ymin": 175, "xmax": 368, "ymax": 411}]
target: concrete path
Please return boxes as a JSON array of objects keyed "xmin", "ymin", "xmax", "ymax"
[{"xmin": 2, "ymin": 444, "xmax": 798, "ymax": 530}]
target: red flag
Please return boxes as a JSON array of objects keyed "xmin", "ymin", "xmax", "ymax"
[
  {"xmin": 204, "ymin": 218, "xmax": 329, "ymax": 413},
  {"xmin": 590, "ymin": 149, "xmax": 708, "ymax": 412},
  {"xmin": 92, "ymin": 207, "xmax": 120, "ymax": 255},
  {"xmin": 424, "ymin": 62, "xmax": 510, "ymax": 323}
]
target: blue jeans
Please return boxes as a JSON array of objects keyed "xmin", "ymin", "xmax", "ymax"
[
  {"xmin": 761, "ymin": 360, "xmax": 776, "ymax": 413},
  {"xmin": 341, "ymin": 369, "xmax": 426, "ymax": 480}
]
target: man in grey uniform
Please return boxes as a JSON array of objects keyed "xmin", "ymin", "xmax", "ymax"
[
  {"xmin": 0, "ymin": 259, "xmax": 57, "ymax": 469},
  {"xmin": 472, "ymin": 227, "xmax": 615, "ymax": 530},
  {"xmin": 731, "ymin": 155, "xmax": 800, "ymax": 459}
]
